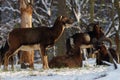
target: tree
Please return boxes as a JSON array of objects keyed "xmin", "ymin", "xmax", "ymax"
[
  {"xmin": 19, "ymin": 0, "xmax": 34, "ymax": 69},
  {"xmin": 89, "ymin": 0, "xmax": 95, "ymax": 23},
  {"xmin": 114, "ymin": 0, "xmax": 120, "ymax": 63},
  {"xmin": 0, "ymin": 1, "xmax": 1, "ymax": 24},
  {"xmin": 56, "ymin": 0, "xmax": 68, "ymax": 55}
]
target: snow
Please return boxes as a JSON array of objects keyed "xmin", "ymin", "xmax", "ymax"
[{"xmin": 0, "ymin": 59, "xmax": 120, "ymax": 80}]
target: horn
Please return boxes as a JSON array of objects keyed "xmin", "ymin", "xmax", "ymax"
[{"xmin": 98, "ymin": 37, "xmax": 112, "ymax": 48}]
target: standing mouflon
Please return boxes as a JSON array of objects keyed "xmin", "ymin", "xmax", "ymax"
[{"xmin": 4, "ymin": 16, "xmax": 73, "ymax": 70}]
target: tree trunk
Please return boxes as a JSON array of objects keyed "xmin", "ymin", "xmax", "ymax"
[
  {"xmin": 115, "ymin": 32, "xmax": 120, "ymax": 63},
  {"xmin": 0, "ymin": 1, "xmax": 1, "ymax": 22},
  {"xmin": 88, "ymin": 0, "xmax": 95, "ymax": 58},
  {"xmin": 19, "ymin": 0, "xmax": 34, "ymax": 69},
  {"xmin": 20, "ymin": 0, "xmax": 33, "ymax": 28},
  {"xmin": 114, "ymin": 0, "xmax": 120, "ymax": 63},
  {"xmin": 56, "ymin": 0, "xmax": 68, "ymax": 56},
  {"xmin": 89, "ymin": 0, "xmax": 95, "ymax": 23}
]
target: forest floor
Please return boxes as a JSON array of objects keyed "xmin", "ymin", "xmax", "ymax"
[{"xmin": 0, "ymin": 58, "xmax": 120, "ymax": 80}]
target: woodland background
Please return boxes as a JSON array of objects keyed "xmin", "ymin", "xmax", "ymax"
[{"xmin": 0, "ymin": 0, "xmax": 120, "ymax": 61}]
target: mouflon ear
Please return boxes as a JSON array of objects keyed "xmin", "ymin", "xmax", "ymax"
[{"xmin": 59, "ymin": 16, "xmax": 63, "ymax": 20}]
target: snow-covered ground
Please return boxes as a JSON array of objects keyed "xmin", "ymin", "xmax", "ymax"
[{"xmin": 0, "ymin": 58, "xmax": 120, "ymax": 80}]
